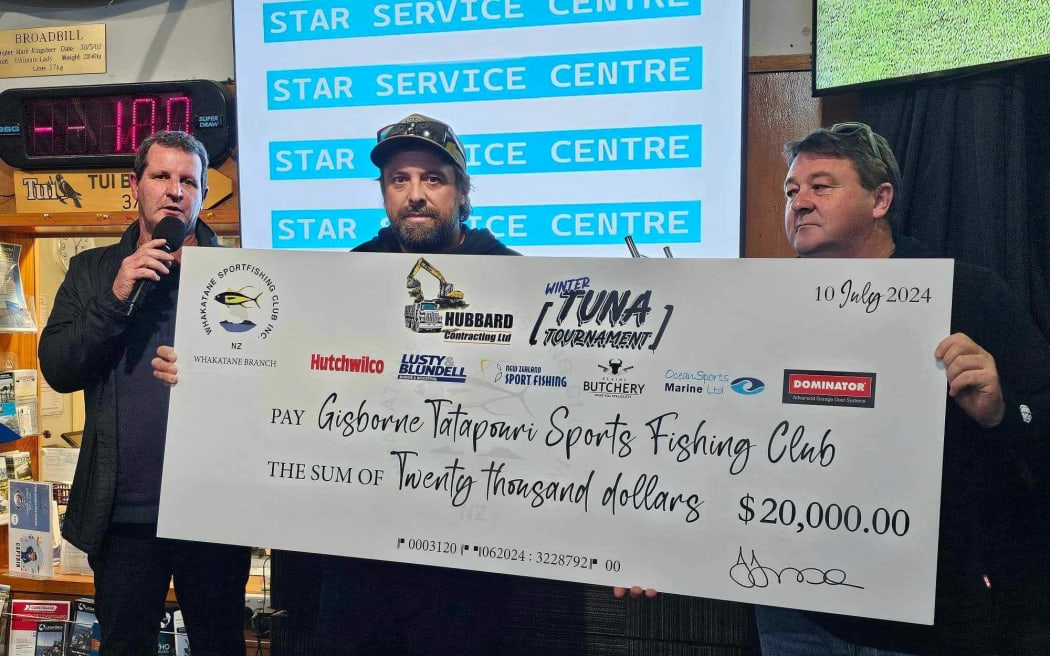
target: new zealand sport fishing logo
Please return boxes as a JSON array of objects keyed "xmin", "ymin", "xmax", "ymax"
[{"xmin": 199, "ymin": 264, "xmax": 281, "ymax": 340}]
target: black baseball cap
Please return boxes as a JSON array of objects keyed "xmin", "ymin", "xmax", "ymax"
[{"xmin": 371, "ymin": 113, "xmax": 467, "ymax": 173}]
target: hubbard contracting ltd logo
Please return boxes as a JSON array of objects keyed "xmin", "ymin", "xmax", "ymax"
[
  {"xmin": 198, "ymin": 263, "xmax": 281, "ymax": 341},
  {"xmin": 401, "ymin": 257, "xmax": 513, "ymax": 344}
]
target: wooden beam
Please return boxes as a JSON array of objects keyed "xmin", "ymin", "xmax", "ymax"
[
  {"xmin": 749, "ymin": 54, "xmax": 812, "ymax": 73},
  {"xmin": 0, "ymin": 210, "xmax": 240, "ymax": 236}
]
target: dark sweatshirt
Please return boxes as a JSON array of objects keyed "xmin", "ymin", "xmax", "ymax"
[{"xmin": 353, "ymin": 225, "xmax": 520, "ymax": 255}]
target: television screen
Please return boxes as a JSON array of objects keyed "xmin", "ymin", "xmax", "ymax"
[{"xmin": 814, "ymin": 0, "xmax": 1050, "ymax": 95}]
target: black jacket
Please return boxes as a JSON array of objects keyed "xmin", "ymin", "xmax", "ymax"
[
  {"xmin": 314, "ymin": 227, "xmax": 521, "ymax": 654},
  {"xmin": 811, "ymin": 236, "xmax": 1050, "ymax": 652},
  {"xmin": 353, "ymin": 225, "xmax": 519, "ymax": 255},
  {"xmin": 38, "ymin": 220, "xmax": 220, "ymax": 554}
]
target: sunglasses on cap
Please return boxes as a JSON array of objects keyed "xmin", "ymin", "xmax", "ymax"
[
  {"xmin": 376, "ymin": 120, "xmax": 465, "ymax": 153},
  {"xmin": 829, "ymin": 122, "xmax": 881, "ymax": 160}
]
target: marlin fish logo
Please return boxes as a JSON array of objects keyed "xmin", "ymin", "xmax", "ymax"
[
  {"xmin": 214, "ymin": 286, "xmax": 262, "ymax": 308},
  {"xmin": 480, "ymin": 359, "xmax": 506, "ymax": 383}
]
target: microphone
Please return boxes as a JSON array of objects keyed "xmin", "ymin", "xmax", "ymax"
[{"xmin": 123, "ymin": 216, "xmax": 187, "ymax": 317}]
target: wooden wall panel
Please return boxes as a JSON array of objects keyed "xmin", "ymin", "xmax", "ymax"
[{"xmin": 745, "ymin": 71, "xmax": 821, "ymax": 258}]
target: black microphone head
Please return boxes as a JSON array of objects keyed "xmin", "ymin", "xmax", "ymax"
[{"xmin": 154, "ymin": 216, "xmax": 188, "ymax": 253}]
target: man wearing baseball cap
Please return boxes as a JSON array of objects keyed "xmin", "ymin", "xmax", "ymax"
[
  {"xmin": 315, "ymin": 114, "xmax": 519, "ymax": 654},
  {"xmin": 354, "ymin": 113, "xmax": 518, "ymax": 255}
]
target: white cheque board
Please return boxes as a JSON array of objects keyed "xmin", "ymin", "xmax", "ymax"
[
  {"xmin": 160, "ymin": 249, "xmax": 953, "ymax": 624},
  {"xmin": 232, "ymin": 0, "xmax": 746, "ymax": 257}
]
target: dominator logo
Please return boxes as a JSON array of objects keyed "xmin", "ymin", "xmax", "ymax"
[
  {"xmin": 782, "ymin": 370, "xmax": 876, "ymax": 408},
  {"xmin": 198, "ymin": 263, "xmax": 281, "ymax": 341}
]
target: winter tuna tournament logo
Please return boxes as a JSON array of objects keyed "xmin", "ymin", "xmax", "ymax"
[{"xmin": 198, "ymin": 263, "xmax": 281, "ymax": 340}]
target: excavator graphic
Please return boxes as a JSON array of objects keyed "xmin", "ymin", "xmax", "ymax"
[{"xmin": 404, "ymin": 257, "xmax": 467, "ymax": 332}]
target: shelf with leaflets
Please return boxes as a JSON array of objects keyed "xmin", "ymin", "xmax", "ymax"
[
  {"xmin": 0, "ymin": 435, "xmax": 41, "ymax": 573},
  {"xmin": 0, "ymin": 568, "xmax": 270, "ymax": 655},
  {"xmin": 0, "ymin": 435, "xmax": 268, "ymax": 654}
]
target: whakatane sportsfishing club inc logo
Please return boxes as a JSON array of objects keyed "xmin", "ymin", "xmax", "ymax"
[{"xmin": 198, "ymin": 263, "xmax": 281, "ymax": 341}]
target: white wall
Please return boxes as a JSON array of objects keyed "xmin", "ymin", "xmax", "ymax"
[
  {"xmin": 1, "ymin": 0, "xmax": 810, "ymax": 93},
  {"xmin": 749, "ymin": 0, "xmax": 813, "ymax": 57}
]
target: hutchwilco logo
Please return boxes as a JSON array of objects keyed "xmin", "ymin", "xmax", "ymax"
[
  {"xmin": 310, "ymin": 354, "xmax": 384, "ymax": 374},
  {"xmin": 198, "ymin": 263, "xmax": 280, "ymax": 341}
]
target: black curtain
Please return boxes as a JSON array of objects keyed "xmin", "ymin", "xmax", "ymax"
[{"xmin": 857, "ymin": 60, "xmax": 1050, "ymax": 338}]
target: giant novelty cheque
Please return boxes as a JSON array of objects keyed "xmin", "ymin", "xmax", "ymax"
[{"xmin": 159, "ymin": 249, "xmax": 953, "ymax": 624}]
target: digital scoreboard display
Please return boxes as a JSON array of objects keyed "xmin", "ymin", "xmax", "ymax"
[
  {"xmin": 0, "ymin": 80, "xmax": 234, "ymax": 169},
  {"xmin": 24, "ymin": 91, "xmax": 196, "ymax": 157}
]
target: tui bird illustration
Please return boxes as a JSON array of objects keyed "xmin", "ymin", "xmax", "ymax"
[{"xmin": 55, "ymin": 173, "xmax": 83, "ymax": 208}]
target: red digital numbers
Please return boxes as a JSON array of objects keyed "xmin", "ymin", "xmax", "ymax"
[{"xmin": 26, "ymin": 93, "xmax": 193, "ymax": 157}]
